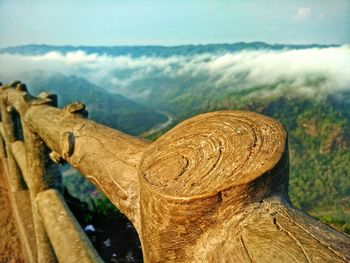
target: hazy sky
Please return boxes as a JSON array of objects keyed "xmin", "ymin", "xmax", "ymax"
[{"xmin": 0, "ymin": 0, "xmax": 349, "ymax": 47}]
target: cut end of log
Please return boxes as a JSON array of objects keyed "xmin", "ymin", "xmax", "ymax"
[{"xmin": 140, "ymin": 110, "xmax": 288, "ymax": 199}]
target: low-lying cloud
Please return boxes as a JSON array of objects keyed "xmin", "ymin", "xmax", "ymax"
[{"xmin": 1, "ymin": 45, "xmax": 349, "ymax": 100}]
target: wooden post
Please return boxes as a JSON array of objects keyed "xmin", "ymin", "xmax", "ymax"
[
  {"xmin": 4, "ymin": 83, "xmax": 61, "ymax": 262},
  {"xmin": 10, "ymin": 141, "xmax": 27, "ymax": 183},
  {"xmin": 23, "ymin": 127, "xmax": 61, "ymax": 262},
  {"xmin": 0, "ymin": 92, "xmax": 25, "ymax": 191},
  {"xmin": 0, "ymin": 130, "xmax": 6, "ymax": 158},
  {"xmin": 25, "ymin": 104, "xmax": 149, "ymax": 231},
  {"xmin": 138, "ymin": 111, "xmax": 350, "ymax": 262},
  {"xmin": 22, "ymin": 99, "xmax": 62, "ymax": 263},
  {"xmin": 36, "ymin": 189, "xmax": 103, "ymax": 263}
]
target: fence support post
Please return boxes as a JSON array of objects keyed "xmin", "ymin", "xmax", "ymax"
[
  {"xmin": 22, "ymin": 98, "xmax": 62, "ymax": 263},
  {"xmin": 0, "ymin": 131, "xmax": 6, "ymax": 159},
  {"xmin": 138, "ymin": 111, "xmax": 350, "ymax": 262},
  {"xmin": 0, "ymin": 92, "xmax": 25, "ymax": 191}
]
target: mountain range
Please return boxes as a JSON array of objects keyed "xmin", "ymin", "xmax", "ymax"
[
  {"xmin": 11, "ymin": 72, "xmax": 167, "ymax": 135},
  {"xmin": 0, "ymin": 42, "xmax": 337, "ymax": 57}
]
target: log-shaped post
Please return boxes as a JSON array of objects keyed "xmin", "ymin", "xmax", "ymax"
[
  {"xmin": 36, "ymin": 189, "xmax": 103, "ymax": 263},
  {"xmin": 11, "ymin": 141, "xmax": 27, "ymax": 182},
  {"xmin": 138, "ymin": 111, "xmax": 350, "ymax": 262},
  {"xmin": 24, "ymin": 101, "xmax": 61, "ymax": 263},
  {"xmin": 4, "ymin": 83, "xmax": 61, "ymax": 262},
  {"xmin": 23, "ymin": 127, "xmax": 61, "ymax": 263},
  {"xmin": 25, "ymin": 104, "xmax": 150, "ymax": 232},
  {"xmin": 0, "ymin": 129, "xmax": 6, "ymax": 158},
  {"xmin": 0, "ymin": 88, "xmax": 25, "ymax": 191}
]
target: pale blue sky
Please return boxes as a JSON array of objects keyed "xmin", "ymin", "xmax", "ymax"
[{"xmin": 0, "ymin": 0, "xmax": 349, "ymax": 47}]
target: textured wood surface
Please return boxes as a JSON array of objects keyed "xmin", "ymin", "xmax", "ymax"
[
  {"xmin": 1, "ymin": 83, "xmax": 60, "ymax": 262},
  {"xmin": 1, "ymin": 83, "xmax": 350, "ymax": 263},
  {"xmin": 139, "ymin": 111, "xmax": 349, "ymax": 262},
  {"xmin": 0, "ymin": 160, "xmax": 25, "ymax": 263},
  {"xmin": 12, "ymin": 189, "xmax": 37, "ymax": 262},
  {"xmin": 2, "ymin": 158, "xmax": 36, "ymax": 262},
  {"xmin": 36, "ymin": 189, "xmax": 103, "ymax": 263},
  {"xmin": 11, "ymin": 141, "xmax": 28, "ymax": 184},
  {"xmin": 140, "ymin": 110, "xmax": 287, "ymax": 197},
  {"xmin": 25, "ymin": 105, "xmax": 149, "ymax": 232},
  {"xmin": 0, "ymin": 93, "xmax": 24, "ymax": 192}
]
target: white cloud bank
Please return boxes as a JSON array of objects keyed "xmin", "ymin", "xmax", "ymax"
[{"xmin": 0, "ymin": 45, "xmax": 349, "ymax": 99}]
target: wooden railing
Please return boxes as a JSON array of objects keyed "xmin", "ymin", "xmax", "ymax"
[{"xmin": 0, "ymin": 81, "xmax": 349, "ymax": 263}]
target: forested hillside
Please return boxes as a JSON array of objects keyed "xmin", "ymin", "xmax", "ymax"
[{"xmin": 16, "ymin": 72, "xmax": 167, "ymax": 135}]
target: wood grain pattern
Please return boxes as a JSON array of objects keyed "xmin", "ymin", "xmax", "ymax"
[
  {"xmin": 25, "ymin": 105, "xmax": 149, "ymax": 232},
  {"xmin": 1, "ymin": 82, "xmax": 349, "ymax": 263},
  {"xmin": 140, "ymin": 110, "xmax": 287, "ymax": 197},
  {"xmin": 138, "ymin": 111, "xmax": 349, "ymax": 262},
  {"xmin": 36, "ymin": 189, "xmax": 103, "ymax": 263}
]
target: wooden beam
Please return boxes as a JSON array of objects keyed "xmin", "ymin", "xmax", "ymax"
[
  {"xmin": 1, "ymin": 158, "xmax": 37, "ymax": 262},
  {"xmin": 138, "ymin": 110, "xmax": 350, "ymax": 262},
  {"xmin": 36, "ymin": 189, "xmax": 103, "ymax": 263},
  {"xmin": 0, "ymin": 91, "xmax": 25, "ymax": 191},
  {"xmin": 25, "ymin": 105, "xmax": 150, "ymax": 232},
  {"xmin": 2, "ymin": 83, "xmax": 60, "ymax": 262},
  {"xmin": 22, "ymin": 105, "xmax": 61, "ymax": 263},
  {"xmin": 11, "ymin": 141, "xmax": 27, "ymax": 183},
  {"xmin": 0, "ymin": 127, "xmax": 6, "ymax": 158}
]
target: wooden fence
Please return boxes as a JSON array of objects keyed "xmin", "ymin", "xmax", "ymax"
[{"xmin": 0, "ymin": 81, "xmax": 349, "ymax": 262}]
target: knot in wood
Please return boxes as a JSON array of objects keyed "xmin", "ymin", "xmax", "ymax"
[
  {"xmin": 38, "ymin": 92, "xmax": 51, "ymax": 99},
  {"xmin": 63, "ymin": 102, "xmax": 88, "ymax": 117},
  {"xmin": 61, "ymin": 132, "xmax": 75, "ymax": 159},
  {"xmin": 63, "ymin": 102, "xmax": 85, "ymax": 113},
  {"xmin": 140, "ymin": 110, "xmax": 288, "ymax": 199},
  {"xmin": 37, "ymin": 92, "xmax": 58, "ymax": 106}
]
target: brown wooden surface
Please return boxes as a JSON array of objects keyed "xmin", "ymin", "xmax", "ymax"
[
  {"xmin": 1, "ymin": 83, "xmax": 60, "ymax": 262},
  {"xmin": 0, "ymin": 160, "xmax": 24, "ymax": 263},
  {"xmin": 137, "ymin": 111, "xmax": 350, "ymax": 262},
  {"xmin": 36, "ymin": 189, "xmax": 103, "ymax": 263},
  {"xmin": 0, "ymin": 92, "xmax": 25, "ymax": 192},
  {"xmin": 11, "ymin": 189, "xmax": 37, "ymax": 262},
  {"xmin": 0, "ymin": 83, "xmax": 349, "ymax": 262},
  {"xmin": 11, "ymin": 141, "xmax": 28, "ymax": 183},
  {"xmin": 25, "ymin": 105, "xmax": 149, "ymax": 232}
]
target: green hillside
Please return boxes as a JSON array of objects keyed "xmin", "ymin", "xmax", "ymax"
[{"xmin": 21, "ymin": 72, "xmax": 167, "ymax": 135}]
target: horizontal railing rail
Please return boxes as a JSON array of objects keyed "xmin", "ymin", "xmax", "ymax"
[{"xmin": 0, "ymin": 81, "xmax": 349, "ymax": 263}]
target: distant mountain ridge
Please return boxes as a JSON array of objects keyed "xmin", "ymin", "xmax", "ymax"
[
  {"xmin": 0, "ymin": 42, "xmax": 339, "ymax": 57},
  {"xmin": 20, "ymin": 72, "xmax": 167, "ymax": 135}
]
